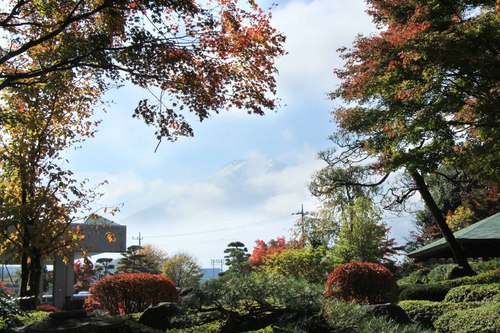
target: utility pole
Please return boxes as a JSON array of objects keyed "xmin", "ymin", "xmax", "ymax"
[
  {"xmin": 132, "ymin": 232, "xmax": 143, "ymax": 247},
  {"xmin": 292, "ymin": 204, "xmax": 309, "ymax": 246}
]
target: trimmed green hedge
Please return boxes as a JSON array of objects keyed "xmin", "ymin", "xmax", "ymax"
[
  {"xmin": 399, "ymin": 284, "xmax": 451, "ymax": 301},
  {"xmin": 438, "ymin": 269, "xmax": 500, "ymax": 288},
  {"xmin": 434, "ymin": 302, "xmax": 500, "ymax": 333},
  {"xmin": 398, "ymin": 300, "xmax": 481, "ymax": 328},
  {"xmin": 444, "ymin": 283, "xmax": 500, "ymax": 303},
  {"xmin": 398, "ymin": 261, "xmax": 500, "ymax": 285}
]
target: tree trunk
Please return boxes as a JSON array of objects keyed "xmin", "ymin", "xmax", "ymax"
[
  {"xmin": 411, "ymin": 171, "xmax": 475, "ymax": 276},
  {"xmin": 19, "ymin": 252, "xmax": 43, "ymax": 310}
]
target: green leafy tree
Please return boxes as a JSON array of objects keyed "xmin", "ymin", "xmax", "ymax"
[
  {"xmin": 161, "ymin": 251, "xmax": 203, "ymax": 289},
  {"xmin": 308, "ymin": 167, "xmax": 380, "ymax": 249},
  {"xmin": 0, "ymin": 0, "xmax": 285, "ymax": 140},
  {"xmin": 223, "ymin": 241, "xmax": 250, "ymax": 274},
  {"xmin": 320, "ymin": 0, "xmax": 499, "ymax": 275},
  {"xmin": 291, "ymin": 204, "xmax": 340, "ymax": 249},
  {"xmin": 333, "ymin": 197, "xmax": 395, "ymax": 264},
  {"xmin": 138, "ymin": 244, "xmax": 167, "ymax": 274},
  {"xmin": 259, "ymin": 246, "xmax": 334, "ymax": 284},
  {"xmin": 0, "ymin": 75, "xmax": 104, "ymax": 309}
]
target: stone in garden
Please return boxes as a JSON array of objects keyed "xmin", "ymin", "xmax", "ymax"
[
  {"xmin": 367, "ymin": 303, "xmax": 411, "ymax": 324},
  {"xmin": 138, "ymin": 302, "xmax": 178, "ymax": 330}
]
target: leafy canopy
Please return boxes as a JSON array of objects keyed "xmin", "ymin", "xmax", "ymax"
[{"xmin": 0, "ymin": 0, "xmax": 286, "ymax": 140}]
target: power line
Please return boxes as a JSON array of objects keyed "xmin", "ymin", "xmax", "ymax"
[
  {"xmin": 132, "ymin": 232, "xmax": 143, "ymax": 246},
  {"xmin": 292, "ymin": 204, "xmax": 309, "ymax": 245},
  {"xmin": 144, "ymin": 214, "xmax": 293, "ymax": 239}
]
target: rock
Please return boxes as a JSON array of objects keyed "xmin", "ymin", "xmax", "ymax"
[
  {"xmin": 138, "ymin": 302, "xmax": 178, "ymax": 331},
  {"xmin": 49, "ymin": 309, "xmax": 87, "ymax": 320},
  {"xmin": 367, "ymin": 303, "xmax": 411, "ymax": 325}
]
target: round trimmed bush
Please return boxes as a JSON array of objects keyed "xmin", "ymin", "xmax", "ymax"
[
  {"xmin": 325, "ymin": 262, "xmax": 397, "ymax": 304},
  {"xmin": 85, "ymin": 273, "xmax": 179, "ymax": 314}
]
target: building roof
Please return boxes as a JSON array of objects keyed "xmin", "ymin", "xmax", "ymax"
[
  {"xmin": 84, "ymin": 214, "xmax": 118, "ymax": 226},
  {"xmin": 407, "ymin": 212, "xmax": 500, "ymax": 260}
]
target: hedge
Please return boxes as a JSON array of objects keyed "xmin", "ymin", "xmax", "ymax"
[
  {"xmin": 398, "ymin": 300, "xmax": 481, "ymax": 328},
  {"xmin": 434, "ymin": 302, "xmax": 500, "ymax": 333},
  {"xmin": 438, "ymin": 269, "xmax": 500, "ymax": 288},
  {"xmin": 398, "ymin": 284, "xmax": 451, "ymax": 301},
  {"xmin": 444, "ymin": 283, "xmax": 500, "ymax": 303}
]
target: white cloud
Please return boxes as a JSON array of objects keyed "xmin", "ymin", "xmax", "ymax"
[{"xmin": 273, "ymin": 0, "xmax": 376, "ymax": 103}]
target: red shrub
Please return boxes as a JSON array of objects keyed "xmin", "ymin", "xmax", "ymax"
[
  {"xmin": 85, "ymin": 273, "xmax": 179, "ymax": 314},
  {"xmin": 36, "ymin": 304, "xmax": 61, "ymax": 312},
  {"xmin": 325, "ymin": 262, "xmax": 397, "ymax": 304}
]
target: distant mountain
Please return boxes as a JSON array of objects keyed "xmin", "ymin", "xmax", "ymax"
[
  {"xmin": 120, "ymin": 157, "xmax": 287, "ymax": 224},
  {"xmin": 204, "ymin": 158, "xmax": 287, "ymax": 198},
  {"xmin": 207, "ymin": 159, "xmax": 286, "ymax": 184}
]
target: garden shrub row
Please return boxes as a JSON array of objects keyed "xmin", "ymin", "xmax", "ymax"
[
  {"xmin": 398, "ymin": 300, "xmax": 486, "ymax": 328},
  {"xmin": 438, "ymin": 269, "xmax": 500, "ymax": 288},
  {"xmin": 398, "ymin": 269, "xmax": 500, "ymax": 301},
  {"xmin": 398, "ymin": 260, "xmax": 500, "ymax": 285},
  {"xmin": 399, "ymin": 284, "xmax": 451, "ymax": 301},
  {"xmin": 323, "ymin": 300, "xmax": 432, "ymax": 333},
  {"xmin": 444, "ymin": 283, "xmax": 500, "ymax": 303},
  {"xmin": 433, "ymin": 302, "xmax": 500, "ymax": 333}
]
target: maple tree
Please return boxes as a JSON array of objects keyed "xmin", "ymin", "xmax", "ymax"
[
  {"xmin": 320, "ymin": 0, "xmax": 499, "ymax": 275},
  {"xmin": 73, "ymin": 259, "xmax": 97, "ymax": 292},
  {"xmin": 248, "ymin": 236, "xmax": 288, "ymax": 266},
  {"xmin": 0, "ymin": 0, "xmax": 285, "ymax": 140},
  {"xmin": 0, "ymin": 74, "xmax": 103, "ymax": 309}
]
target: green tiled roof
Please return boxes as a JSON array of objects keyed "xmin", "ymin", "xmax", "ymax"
[
  {"xmin": 408, "ymin": 212, "xmax": 500, "ymax": 259},
  {"xmin": 84, "ymin": 214, "xmax": 117, "ymax": 226}
]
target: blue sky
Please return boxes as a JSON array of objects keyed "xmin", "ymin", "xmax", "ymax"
[{"xmin": 67, "ymin": 0, "xmax": 415, "ymax": 267}]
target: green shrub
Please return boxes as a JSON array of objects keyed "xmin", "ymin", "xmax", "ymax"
[
  {"xmin": 323, "ymin": 300, "xmax": 431, "ymax": 333},
  {"xmin": 444, "ymin": 283, "xmax": 500, "ymax": 303},
  {"xmin": 0, "ymin": 289, "xmax": 25, "ymax": 329},
  {"xmin": 175, "ymin": 272, "xmax": 324, "ymax": 331},
  {"xmin": 86, "ymin": 273, "xmax": 179, "ymax": 315},
  {"xmin": 439, "ymin": 269, "xmax": 500, "ymax": 288},
  {"xmin": 219, "ymin": 272, "xmax": 323, "ymax": 315},
  {"xmin": 325, "ymin": 262, "xmax": 398, "ymax": 304},
  {"xmin": 470, "ymin": 259, "xmax": 500, "ymax": 273},
  {"xmin": 22, "ymin": 311, "xmax": 51, "ymax": 324},
  {"xmin": 398, "ymin": 260, "xmax": 500, "ymax": 285},
  {"xmin": 399, "ymin": 284, "xmax": 451, "ymax": 301},
  {"xmin": 165, "ymin": 321, "xmax": 222, "ymax": 333},
  {"xmin": 434, "ymin": 302, "xmax": 500, "ymax": 333},
  {"xmin": 398, "ymin": 264, "xmax": 453, "ymax": 285},
  {"xmin": 398, "ymin": 300, "xmax": 481, "ymax": 328}
]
